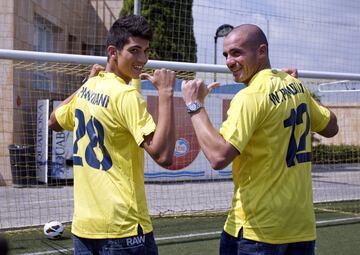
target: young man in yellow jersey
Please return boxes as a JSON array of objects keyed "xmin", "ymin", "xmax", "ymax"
[
  {"xmin": 48, "ymin": 15, "xmax": 176, "ymax": 254},
  {"xmin": 182, "ymin": 24, "xmax": 338, "ymax": 255}
]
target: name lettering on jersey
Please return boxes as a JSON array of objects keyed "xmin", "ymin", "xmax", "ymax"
[
  {"xmin": 126, "ymin": 235, "xmax": 145, "ymax": 247},
  {"xmin": 269, "ymin": 82, "xmax": 305, "ymax": 106},
  {"xmin": 78, "ymin": 87, "xmax": 110, "ymax": 108}
]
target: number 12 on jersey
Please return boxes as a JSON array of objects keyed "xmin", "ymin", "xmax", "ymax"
[{"xmin": 283, "ymin": 103, "xmax": 311, "ymax": 167}]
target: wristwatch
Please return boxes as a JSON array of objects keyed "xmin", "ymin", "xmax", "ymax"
[{"xmin": 186, "ymin": 101, "xmax": 203, "ymax": 113}]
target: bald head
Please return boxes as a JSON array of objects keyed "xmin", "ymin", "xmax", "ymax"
[
  {"xmin": 227, "ymin": 24, "xmax": 268, "ymax": 52},
  {"xmin": 223, "ymin": 24, "xmax": 271, "ymax": 83}
]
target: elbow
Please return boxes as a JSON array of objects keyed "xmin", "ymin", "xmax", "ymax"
[
  {"xmin": 205, "ymin": 149, "xmax": 233, "ymax": 170},
  {"xmin": 322, "ymin": 125, "xmax": 339, "ymax": 138},
  {"xmin": 327, "ymin": 125, "xmax": 338, "ymax": 138},
  {"xmin": 153, "ymin": 150, "xmax": 174, "ymax": 167},
  {"xmin": 211, "ymin": 162, "xmax": 227, "ymax": 170},
  {"xmin": 320, "ymin": 114, "xmax": 339, "ymax": 138},
  {"xmin": 156, "ymin": 156, "xmax": 173, "ymax": 167},
  {"xmin": 155, "ymin": 143, "xmax": 176, "ymax": 167},
  {"xmin": 316, "ymin": 111, "xmax": 339, "ymax": 138},
  {"xmin": 48, "ymin": 118, "xmax": 63, "ymax": 132},
  {"xmin": 48, "ymin": 119, "xmax": 54, "ymax": 129},
  {"xmin": 209, "ymin": 157, "xmax": 229, "ymax": 170}
]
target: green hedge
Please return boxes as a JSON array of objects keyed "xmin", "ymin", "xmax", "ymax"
[{"xmin": 312, "ymin": 144, "xmax": 360, "ymax": 164}]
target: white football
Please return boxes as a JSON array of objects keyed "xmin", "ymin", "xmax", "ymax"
[{"xmin": 43, "ymin": 220, "xmax": 64, "ymax": 239}]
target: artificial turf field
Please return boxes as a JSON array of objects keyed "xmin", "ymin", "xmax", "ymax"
[{"xmin": 3, "ymin": 210, "xmax": 360, "ymax": 255}]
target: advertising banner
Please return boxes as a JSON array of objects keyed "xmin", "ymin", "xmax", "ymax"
[
  {"xmin": 36, "ymin": 99, "xmax": 49, "ymax": 183},
  {"xmin": 51, "ymin": 101, "xmax": 73, "ymax": 179}
]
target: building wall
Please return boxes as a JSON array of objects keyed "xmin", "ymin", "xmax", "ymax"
[
  {"xmin": 13, "ymin": 0, "xmax": 109, "ymax": 53},
  {"xmin": 316, "ymin": 106, "xmax": 360, "ymax": 146},
  {"xmin": 0, "ymin": 0, "xmax": 14, "ymax": 185},
  {"xmin": 0, "ymin": 0, "xmax": 116, "ymax": 186}
]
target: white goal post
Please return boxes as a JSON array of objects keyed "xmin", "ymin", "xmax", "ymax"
[{"xmin": 1, "ymin": 49, "xmax": 360, "ymax": 81}]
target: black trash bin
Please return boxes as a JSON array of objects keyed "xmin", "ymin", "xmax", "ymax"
[{"xmin": 8, "ymin": 144, "xmax": 37, "ymax": 187}]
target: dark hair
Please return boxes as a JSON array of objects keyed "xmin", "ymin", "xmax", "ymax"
[{"xmin": 106, "ymin": 15, "xmax": 153, "ymax": 51}]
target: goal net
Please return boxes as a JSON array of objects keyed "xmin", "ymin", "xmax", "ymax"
[{"xmin": 0, "ymin": 0, "xmax": 360, "ymax": 248}]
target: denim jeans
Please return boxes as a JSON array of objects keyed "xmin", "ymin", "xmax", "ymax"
[
  {"xmin": 73, "ymin": 226, "xmax": 158, "ymax": 255},
  {"xmin": 220, "ymin": 229, "xmax": 315, "ymax": 255}
]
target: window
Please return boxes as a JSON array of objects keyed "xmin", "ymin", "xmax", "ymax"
[
  {"xmin": 32, "ymin": 15, "xmax": 56, "ymax": 90},
  {"xmin": 82, "ymin": 43, "xmax": 105, "ymax": 56}
]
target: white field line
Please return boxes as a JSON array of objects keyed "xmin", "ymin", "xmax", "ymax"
[{"xmin": 20, "ymin": 217, "xmax": 360, "ymax": 255}]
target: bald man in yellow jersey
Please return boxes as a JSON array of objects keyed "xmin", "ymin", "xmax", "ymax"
[
  {"xmin": 182, "ymin": 24, "xmax": 338, "ymax": 255},
  {"xmin": 49, "ymin": 15, "xmax": 176, "ymax": 255}
]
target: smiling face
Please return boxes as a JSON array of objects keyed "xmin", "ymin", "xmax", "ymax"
[
  {"xmin": 107, "ymin": 36, "xmax": 150, "ymax": 83},
  {"xmin": 223, "ymin": 25, "xmax": 270, "ymax": 84}
]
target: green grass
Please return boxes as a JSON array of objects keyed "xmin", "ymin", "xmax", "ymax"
[
  {"xmin": 2, "ymin": 201, "xmax": 360, "ymax": 255},
  {"xmin": 3, "ymin": 225, "xmax": 73, "ymax": 254},
  {"xmin": 159, "ymin": 221, "xmax": 360, "ymax": 255}
]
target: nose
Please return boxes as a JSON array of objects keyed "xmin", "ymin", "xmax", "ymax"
[
  {"xmin": 226, "ymin": 57, "xmax": 236, "ymax": 68},
  {"xmin": 139, "ymin": 52, "xmax": 148, "ymax": 64}
]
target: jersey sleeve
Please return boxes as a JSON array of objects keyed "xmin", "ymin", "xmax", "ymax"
[
  {"xmin": 308, "ymin": 95, "xmax": 331, "ymax": 133},
  {"xmin": 120, "ymin": 90, "xmax": 156, "ymax": 146},
  {"xmin": 220, "ymin": 92, "xmax": 262, "ymax": 153},
  {"xmin": 54, "ymin": 96, "xmax": 76, "ymax": 131}
]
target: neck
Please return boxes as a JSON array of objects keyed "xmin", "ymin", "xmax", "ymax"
[
  {"xmin": 105, "ymin": 63, "xmax": 130, "ymax": 84},
  {"xmin": 260, "ymin": 60, "xmax": 271, "ymax": 71},
  {"xmin": 243, "ymin": 61, "xmax": 271, "ymax": 85},
  {"xmin": 254, "ymin": 61, "xmax": 271, "ymax": 77}
]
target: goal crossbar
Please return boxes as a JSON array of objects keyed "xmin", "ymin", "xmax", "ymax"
[{"xmin": 1, "ymin": 49, "xmax": 360, "ymax": 80}]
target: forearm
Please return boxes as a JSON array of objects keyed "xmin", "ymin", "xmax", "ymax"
[
  {"xmin": 190, "ymin": 109, "xmax": 234, "ymax": 169},
  {"xmin": 147, "ymin": 89, "xmax": 175, "ymax": 165}
]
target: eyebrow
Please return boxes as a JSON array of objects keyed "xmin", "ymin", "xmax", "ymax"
[
  {"xmin": 128, "ymin": 45, "xmax": 149, "ymax": 51},
  {"xmin": 223, "ymin": 47, "xmax": 240, "ymax": 56}
]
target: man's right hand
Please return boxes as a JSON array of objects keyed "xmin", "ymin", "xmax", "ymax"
[{"xmin": 181, "ymin": 79, "xmax": 219, "ymax": 105}]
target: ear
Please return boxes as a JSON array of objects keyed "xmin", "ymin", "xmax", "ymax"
[
  {"xmin": 107, "ymin": 45, "xmax": 117, "ymax": 60},
  {"xmin": 258, "ymin": 43, "xmax": 268, "ymax": 57}
]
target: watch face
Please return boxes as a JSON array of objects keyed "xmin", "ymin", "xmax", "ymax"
[
  {"xmin": 187, "ymin": 102, "xmax": 202, "ymax": 113},
  {"xmin": 189, "ymin": 103, "xmax": 197, "ymax": 111}
]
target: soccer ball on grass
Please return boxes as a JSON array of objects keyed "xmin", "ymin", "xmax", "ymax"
[{"xmin": 43, "ymin": 220, "xmax": 64, "ymax": 239}]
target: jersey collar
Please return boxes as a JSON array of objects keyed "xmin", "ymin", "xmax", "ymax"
[
  {"xmin": 98, "ymin": 71, "xmax": 127, "ymax": 84},
  {"xmin": 248, "ymin": 69, "xmax": 277, "ymax": 86}
]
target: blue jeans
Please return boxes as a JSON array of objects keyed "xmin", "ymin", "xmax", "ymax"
[
  {"xmin": 220, "ymin": 229, "xmax": 315, "ymax": 255},
  {"xmin": 73, "ymin": 226, "xmax": 158, "ymax": 255}
]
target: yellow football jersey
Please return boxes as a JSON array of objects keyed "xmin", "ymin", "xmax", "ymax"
[
  {"xmin": 220, "ymin": 69, "xmax": 330, "ymax": 243},
  {"xmin": 55, "ymin": 72, "xmax": 156, "ymax": 239}
]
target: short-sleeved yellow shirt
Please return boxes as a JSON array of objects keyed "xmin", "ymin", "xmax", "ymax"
[
  {"xmin": 220, "ymin": 69, "xmax": 330, "ymax": 244},
  {"xmin": 55, "ymin": 72, "xmax": 156, "ymax": 239}
]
